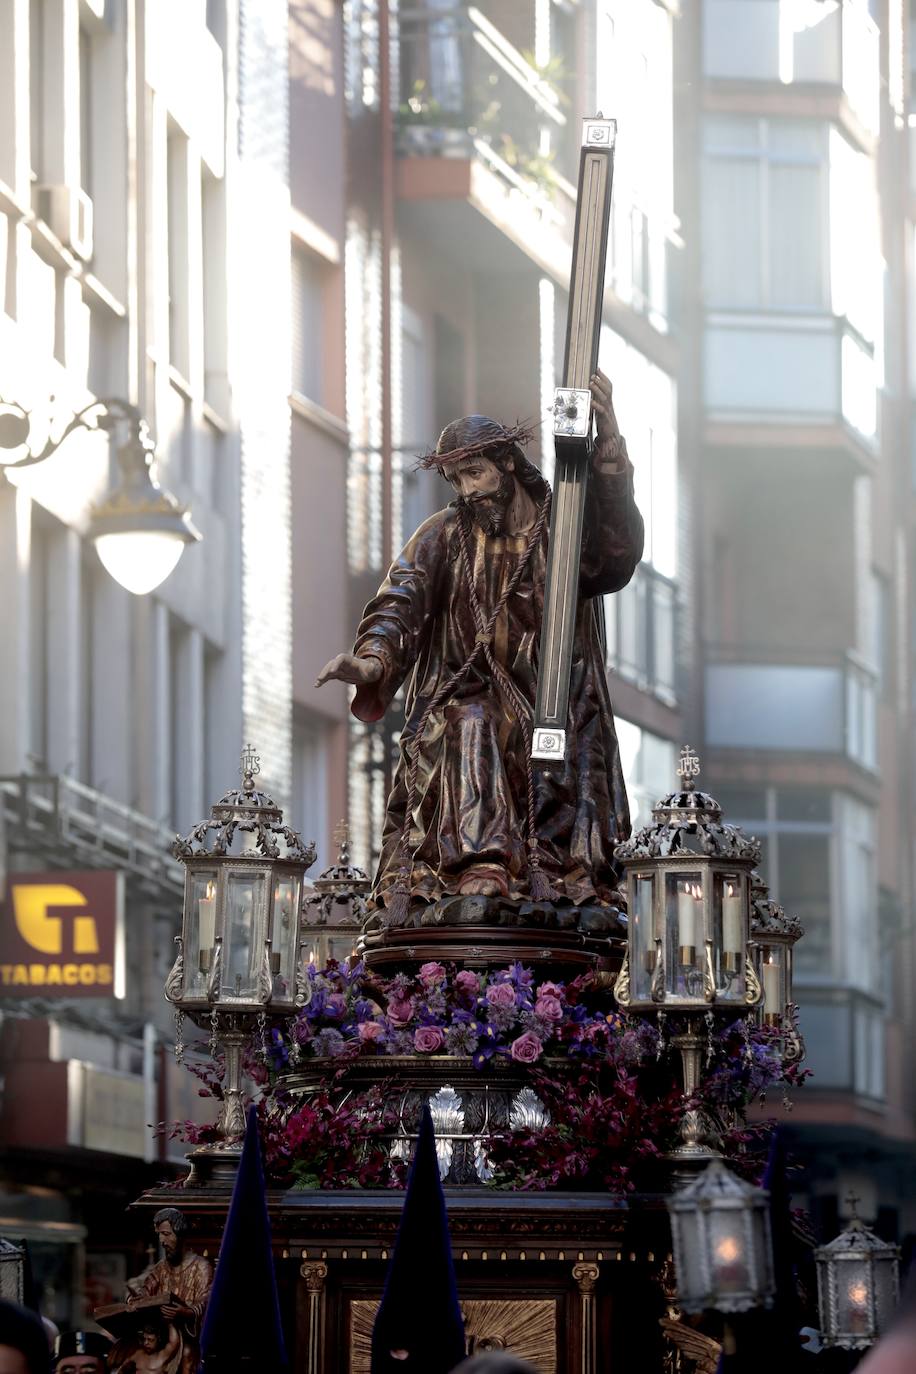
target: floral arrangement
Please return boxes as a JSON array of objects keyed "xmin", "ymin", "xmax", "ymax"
[{"xmin": 165, "ymin": 961, "xmax": 807, "ymax": 1192}]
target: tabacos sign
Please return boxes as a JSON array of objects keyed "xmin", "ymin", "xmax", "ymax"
[{"xmin": 0, "ymin": 871, "xmax": 125, "ymax": 998}]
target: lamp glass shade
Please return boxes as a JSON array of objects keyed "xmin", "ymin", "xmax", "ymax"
[
  {"xmin": 271, "ymin": 874, "xmax": 301, "ymax": 999},
  {"xmin": 185, "ymin": 868, "xmax": 219, "ymax": 998},
  {"xmin": 664, "ymin": 870, "xmax": 704, "ymax": 998},
  {"xmin": 94, "ymin": 530, "xmax": 185, "ymax": 595},
  {"xmin": 631, "ymin": 873, "xmax": 656, "ymax": 1000},
  {"xmin": 714, "ymin": 871, "xmax": 747, "ymax": 1002},
  {"xmin": 222, "ymin": 870, "xmax": 268, "ymax": 1000}
]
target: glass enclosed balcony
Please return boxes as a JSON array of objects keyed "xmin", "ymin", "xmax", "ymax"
[
  {"xmin": 705, "ymin": 650, "xmax": 878, "ymax": 772},
  {"xmin": 703, "ymin": 0, "xmax": 879, "ymax": 136}
]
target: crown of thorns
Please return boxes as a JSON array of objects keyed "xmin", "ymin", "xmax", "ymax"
[{"xmin": 415, "ymin": 420, "xmax": 537, "ymax": 471}]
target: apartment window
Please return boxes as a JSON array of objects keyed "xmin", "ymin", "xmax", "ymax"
[
  {"xmin": 293, "ymin": 713, "xmax": 329, "ymax": 859},
  {"xmin": 30, "ymin": 0, "xmax": 45, "ymax": 187},
  {"xmin": 79, "ymin": 26, "xmax": 93, "ymax": 197},
  {"xmin": 291, "ymin": 244, "xmax": 324, "ymax": 403},
  {"xmin": 202, "ymin": 169, "xmax": 227, "ymax": 414},
  {"xmin": 167, "ymin": 128, "xmax": 190, "ymax": 380},
  {"xmin": 703, "ymin": 117, "xmax": 828, "ymax": 311},
  {"xmin": 867, "ymin": 569, "xmax": 893, "ymax": 700},
  {"xmin": 616, "ymin": 719, "xmax": 676, "ymax": 831}
]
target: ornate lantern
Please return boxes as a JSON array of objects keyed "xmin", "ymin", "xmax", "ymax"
[
  {"xmin": 302, "ymin": 820, "xmax": 371, "ymax": 968},
  {"xmin": 165, "ymin": 745, "xmax": 316, "ymax": 1181},
  {"xmin": 668, "ymin": 1158, "xmax": 775, "ymax": 1315},
  {"xmin": 750, "ymin": 872, "xmax": 805, "ymax": 1066},
  {"xmin": 614, "ymin": 747, "xmax": 762, "ymax": 1166},
  {"xmin": 816, "ymin": 1198, "xmax": 900, "ymax": 1350}
]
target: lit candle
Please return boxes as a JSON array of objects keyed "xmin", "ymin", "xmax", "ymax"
[
  {"xmin": 714, "ymin": 1233, "xmax": 748, "ymax": 1291},
  {"xmin": 677, "ymin": 881, "xmax": 697, "ymax": 961},
  {"xmin": 762, "ymin": 957, "xmax": 780, "ymax": 1025},
  {"xmin": 722, "ymin": 881, "xmax": 743, "ymax": 959},
  {"xmin": 198, "ymin": 881, "xmax": 216, "ymax": 964},
  {"xmin": 847, "ymin": 1279, "xmax": 870, "ymax": 1334}
]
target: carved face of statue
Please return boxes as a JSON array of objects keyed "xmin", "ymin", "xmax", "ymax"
[
  {"xmin": 155, "ymin": 1219, "xmax": 180, "ymax": 1262},
  {"xmin": 139, "ymin": 1327, "xmax": 163, "ymax": 1354},
  {"xmin": 442, "ymin": 452, "xmax": 516, "ymax": 535}
]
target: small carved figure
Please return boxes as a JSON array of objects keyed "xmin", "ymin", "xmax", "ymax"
[
  {"xmin": 122, "ymin": 1209, "xmax": 212, "ymax": 1374},
  {"xmin": 110, "ymin": 1318, "xmax": 180, "ymax": 1374},
  {"xmin": 317, "ymin": 371, "xmax": 642, "ymax": 921}
]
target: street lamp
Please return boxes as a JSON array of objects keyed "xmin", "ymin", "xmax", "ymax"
[
  {"xmin": 668, "ymin": 1158, "xmax": 775, "ymax": 1315},
  {"xmin": 816, "ymin": 1197, "xmax": 900, "ymax": 1350},
  {"xmin": 165, "ymin": 745, "xmax": 316, "ymax": 1184},
  {"xmin": 614, "ymin": 746, "xmax": 763, "ymax": 1167},
  {"xmin": 0, "ymin": 396, "xmax": 200, "ymax": 595},
  {"xmin": 750, "ymin": 873, "xmax": 805, "ymax": 1067}
]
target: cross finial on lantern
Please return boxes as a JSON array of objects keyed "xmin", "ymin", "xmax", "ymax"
[
  {"xmin": 845, "ymin": 1190, "xmax": 861, "ymax": 1219},
  {"xmin": 240, "ymin": 743, "xmax": 261, "ymax": 791},
  {"xmin": 333, "ymin": 818, "xmax": 350, "ymax": 865},
  {"xmin": 677, "ymin": 744, "xmax": 701, "ymax": 787}
]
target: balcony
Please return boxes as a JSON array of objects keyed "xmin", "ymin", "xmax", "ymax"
[
  {"xmin": 704, "ymin": 312, "xmax": 878, "ymax": 450},
  {"xmin": 703, "ymin": 0, "xmax": 879, "ymax": 137},
  {"xmin": 798, "ymin": 985, "xmax": 885, "ymax": 1102},
  {"xmin": 0, "ymin": 774, "xmax": 183, "ymax": 898},
  {"xmin": 605, "ymin": 564, "xmax": 678, "ymax": 707},
  {"xmin": 394, "ymin": 5, "xmax": 577, "ymax": 276},
  {"xmin": 705, "ymin": 650, "xmax": 877, "ymax": 772}
]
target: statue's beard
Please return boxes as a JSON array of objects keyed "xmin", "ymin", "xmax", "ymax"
[{"xmin": 460, "ymin": 470, "xmax": 515, "ymax": 535}]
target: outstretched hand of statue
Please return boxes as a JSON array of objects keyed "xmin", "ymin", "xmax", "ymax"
[
  {"xmin": 316, "ymin": 653, "xmax": 383, "ymax": 689},
  {"xmin": 589, "ymin": 369, "xmax": 625, "ymax": 473}
]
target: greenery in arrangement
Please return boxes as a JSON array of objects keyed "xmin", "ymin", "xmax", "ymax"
[{"xmin": 164, "ymin": 960, "xmax": 808, "ymax": 1192}]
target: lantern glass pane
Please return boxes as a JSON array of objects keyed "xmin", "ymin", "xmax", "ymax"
[
  {"xmin": 836, "ymin": 1259, "xmax": 873, "ymax": 1338},
  {"xmin": 271, "ymin": 875, "xmax": 301, "ymax": 997},
  {"xmin": 759, "ymin": 942, "xmax": 784, "ymax": 1026},
  {"xmin": 185, "ymin": 868, "xmax": 219, "ymax": 997},
  {"xmin": 715, "ymin": 871, "xmax": 746, "ymax": 1003},
  {"xmin": 222, "ymin": 870, "xmax": 268, "ymax": 999},
  {"xmin": 327, "ymin": 934, "xmax": 358, "ymax": 965},
  {"xmin": 874, "ymin": 1255, "xmax": 899, "ymax": 1333},
  {"xmin": 632, "ymin": 873, "xmax": 656, "ymax": 1000},
  {"xmin": 665, "ymin": 871, "xmax": 704, "ymax": 998},
  {"xmin": 709, "ymin": 1212, "xmax": 751, "ymax": 1297}
]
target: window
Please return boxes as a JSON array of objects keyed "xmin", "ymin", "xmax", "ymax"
[
  {"xmin": 615, "ymin": 720, "xmax": 676, "ymax": 831},
  {"xmin": 703, "ymin": 117, "xmax": 828, "ymax": 311},
  {"xmin": 30, "ymin": 0, "xmax": 45, "ymax": 188},
  {"xmin": 716, "ymin": 786, "xmax": 878, "ymax": 993},
  {"xmin": 167, "ymin": 127, "xmax": 190, "ymax": 379},
  {"xmin": 291, "ymin": 244, "xmax": 325, "ymax": 403},
  {"xmin": 867, "ymin": 569, "xmax": 893, "ymax": 700},
  {"xmin": 293, "ymin": 714, "xmax": 329, "ymax": 859},
  {"xmin": 79, "ymin": 27, "xmax": 93, "ymax": 197}
]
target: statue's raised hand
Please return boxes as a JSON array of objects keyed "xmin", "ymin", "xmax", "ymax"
[{"xmin": 315, "ymin": 653, "xmax": 383, "ymax": 689}]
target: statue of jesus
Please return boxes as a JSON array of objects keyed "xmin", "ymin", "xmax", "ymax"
[{"xmin": 317, "ymin": 371, "xmax": 643, "ymax": 924}]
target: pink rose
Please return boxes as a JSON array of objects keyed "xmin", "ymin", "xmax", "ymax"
[
  {"xmin": 418, "ymin": 961, "xmax": 447, "ymax": 986},
  {"xmin": 486, "ymin": 982, "xmax": 517, "ymax": 1009},
  {"xmin": 455, "ymin": 970, "xmax": 480, "ymax": 996},
  {"xmin": 510, "ymin": 1031, "xmax": 543, "ymax": 1064},
  {"xmin": 358, "ymin": 1020, "xmax": 384, "ymax": 1042},
  {"xmin": 536, "ymin": 981, "xmax": 563, "ymax": 1000},
  {"xmin": 326, "ymin": 993, "xmax": 347, "ymax": 1018},
  {"xmin": 387, "ymin": 997, "xmax": 413, "ymax": 1027},
  {"xmin": 534, "ymin": 995, "xmax": 563, "ymax": 1022},
  {"xmin": 413, "ymin": 1025, "xmax": 445, "ymax": 1053}
]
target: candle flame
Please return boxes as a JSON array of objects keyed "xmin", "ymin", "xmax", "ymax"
[
  {"xmin": 715, "ymin": 1236, "xmax": 742, "ymax": 1264},
  {"xmin": 848, "ymin": 1282, "xmax": 869, "ymax": 1308},
  {"xmin": 205, "ymin": 880, "xmax": 215, "ymax": 900}
]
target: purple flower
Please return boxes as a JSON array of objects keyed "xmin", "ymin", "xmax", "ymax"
[
  {"xmin": 536, "ymin": 981, "xmax": 564, "ymax": 1000},
  {"xmin": 413, "ymin": 1025, "xmax": 445, "ymax": 1053},
  {"xmin": 455, "ymin": 970, "xmax": 480, "ymax": 997},
  {"xmin": 312, "ymin": 1027, "xmax": 347, "ymax": 1058},
  {"xmin": 534, "ymin": 995, "xmax": 563, "ymax": 1022},
  {"xmin": 510, "ymin": 1031, "xmax": 543, "ymax": 1064},
  {"xmin": 387, "ymin": 997, "xmax": 413, "ymax": 1027},
  {"xmin": 325, "ymin": 993, "xmax": 348, "ymax": 1019},
  {"xmin": 418, "ymin": 961, "xmax": 447, "ymax": 986},
  {"xmin": 486, "ymin": 982, "xmax": 517, "ymax": 1009}
]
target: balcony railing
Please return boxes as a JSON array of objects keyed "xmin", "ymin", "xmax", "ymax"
[
  {"xmin": 605, "ymin": 564, "xmax": 678, "ymax": 707},
  {"xmin": 0, "ymin": 774, "xmax": 183, "ymax": 896},
  {"xmin": 704, "ymin": 312, "xmax": 878, "ymax": 446},
  {"xmin": 395, "ymin": 5, "xmax": 575, "ymax": 199},
  {"xmin": 703, "ymin": 0, "xmax": 879, "ymax": 136},
  {"xmin": 705, "ymin": 648, "xmax": 878, "ymax": 771}
]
